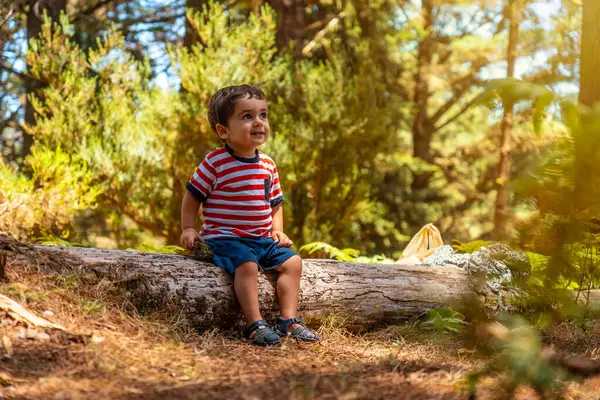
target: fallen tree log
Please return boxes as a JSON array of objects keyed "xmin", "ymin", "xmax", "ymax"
[{"xmin": 2, "ymin": 236, "xmax": 478, "ymax": 331}]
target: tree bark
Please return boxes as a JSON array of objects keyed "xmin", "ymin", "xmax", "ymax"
[
  {"xmin": 24, "ymin": 0, "xmax": 67, "ymax": 159},
  {"xmin": 575, "ymin": 0, "xmax": 600, "ymax": 226},
  {"xmin": 579, "ymin": 0, "xmax": 600, "ymax": 107},
  {"xmin": 266, "ymin": 0, "xmax": 305, "ymax": 58},
  {"xmin": 183, "ymin": 0, "xmax": 209, "ymax": 49},
  {"xmin": 410, "ymin": 0, "xmax": 435, "ymax": 193},
  {"xmin": 175, "ymin": 0, "xmax": 211, "ymax": 245},
  {"xmin": 5, "ymin": 240, "xmax": 476, "ymax": 331},
  {"xmin": 493, "ymin": 0, "xmax": 520, "ymax": 241}
]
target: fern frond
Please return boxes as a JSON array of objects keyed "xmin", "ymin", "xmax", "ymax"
[{"xmin": 452, "ymin": 240, "xmax": 491, "ymax": 254}]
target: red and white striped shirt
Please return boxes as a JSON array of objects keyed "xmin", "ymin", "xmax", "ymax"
[{"xmin": 186, "ymin": 145, "xmax": 284, "ymax": 240}]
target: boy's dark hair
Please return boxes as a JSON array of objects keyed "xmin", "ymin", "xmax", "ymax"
[{"xmin": 207, "ymin": 85, "xmax": 267, "ymax": 137}]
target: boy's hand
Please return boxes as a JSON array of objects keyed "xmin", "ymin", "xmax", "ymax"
[
  {"xmin": 271, "ymin": 230, "xmax": 293, "ymax": 247},
  {"xmin": 181, "ymin": 228, "xmax": 203, "ymax": 250}
]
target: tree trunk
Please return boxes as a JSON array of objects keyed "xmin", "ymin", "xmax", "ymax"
[
  {"xmin": 174, "ymin": 0, "xmax": 211, "ymax": 245},
  {"xmin": 4, "ymin": 239, "xmax": 476, "ymax": 331},
  {"xmin": 575, "ymin": 0, "xmax": 600, "ymax": 224},
  {"xmin": 183, "ymin": 0, "xmax": 209, "ymax": 48},
  {"xmin": 579, "ymin": 0, "xmax": 600, "ymax": 107},
  {"xmin": 266, "ymin": 0, "xmax": 305, "ymax": 58},
  {"xmin": 24, "ymin": 0, "xmax": 67, "ymax": 160},
  {"xmin": 493, "ymin": 0, "xmax": 520, "ymax": 241},
  {"xmin": 411, "ymin": 0, "xmax": 435, "ymax": 192}
]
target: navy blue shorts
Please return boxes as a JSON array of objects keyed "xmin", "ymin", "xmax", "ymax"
[{"xmin": 205, "ymin": 237, "xmax": 298, "ymax": 275}]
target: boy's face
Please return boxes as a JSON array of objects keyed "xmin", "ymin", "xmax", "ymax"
[{"xmin": 216, "ymin": 95, "xmax": 270, "ymax": 157}]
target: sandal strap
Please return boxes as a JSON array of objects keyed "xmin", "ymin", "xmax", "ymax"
[
  {"xmin": 244, "ymin": 319, "xmax": 269, "ymax": 338},
  {"xmin": 244, "ymin": 319, "xmax": 280, "ymax": 346},
  {"xmin": 289, "ymin": 325, "xmax": 320, "ymax": 342},
  {"xmin": 274, "ymin": 316, "xmax": 304, "ymax": 336},
  {"xmin": 252, "ymin": 326, "xmax": 279, "ymax": 345},
  {"xmin": 274, "ymin": 316, "xmax": 320, "ymax": 341}
]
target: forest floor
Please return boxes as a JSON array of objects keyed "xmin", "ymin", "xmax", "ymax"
[{"xmin": 2, "ymin": 253, "xmax": 600, "ymax": 399}]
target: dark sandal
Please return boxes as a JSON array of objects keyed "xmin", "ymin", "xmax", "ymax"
[
  {"xmin": 273, "ymin": 316, "xmax": 320, "ymax": 342},
  {"xmin": 244, "ymin": 320, "xmax": 281, "ymax": 346}
]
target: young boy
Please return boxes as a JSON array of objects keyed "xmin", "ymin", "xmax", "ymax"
[{"xmin": 180, "ymin": 84, "xmax": 320, "ymax": 346}]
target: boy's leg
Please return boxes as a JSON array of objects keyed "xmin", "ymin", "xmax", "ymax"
[
  {"xmin": 274, "ymin": 255, "xmax": 303, "ymax": 331},
  {"xmin": 261, "ymin": 244, "xmax": 318, "ymax": 341},
  {"xmin": 234, "ymin": 261, "xmax": 263, "ymax": 325},
  {"xmin": 206, "ymin": 239, "xmax": 279, "ymax": 344}
]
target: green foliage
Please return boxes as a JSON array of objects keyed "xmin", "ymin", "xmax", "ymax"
[
  {"xmin": 21, "ymin": 5, "xmax": 291, "ymax": 247},
  {"xmin": 477, "ymin": 78, "xmax": 554, "ymax": 135},
  {"xmin": 525, "ymin": 251, "xmax": 551, "ymax": 271},
  {"xmin": 172, "ymin": 2, "xmax": 291, "ymax": 175},
  {"xmin": 25, "ymin": 16, "xmax": 180, "ymax": 245},
  {"xmin": 479, "ymin": 77, "xmax": 600, "ymax": 297},
  {"xmin": 515, "ymin": 100, "xmax": 600, "ymax": 293},
  {"xmin": 469, "ymin": 314, "xmax": 565, "ymax": 397},
  {"xmin": 82, "ymin": 299, "xmax": 105, "ymax": 316},
  {"xmin": 418, "ymin": 308, "xmax": 468, "ymax": 333},
  {"xmin": 3, "ymin": 1, "xmax": 583, "ymax": 265},
  {"xmin": 266, "ymin": 54, "xmax": 405, "ymax": 250},
  {"xmin": 299, "ymin": 241, "xmax": 395, "ymax": 264},
  {"xmin": 175, "ymin": 4, "xmax": 289, "ymax": 96},
  {"xmin": 136, "ymin": 242, "xmax": 185, "ymax": 255},
  {"xmin": 34, "ymin": 232, "xmax": 81, "ymax": 247},
  {"xmin": 524, "ymin": 251, "xmax": 552, "ymax": 286},
  {"xmin": 299, "ymin": 242, "xmax": 360, "ymax": 262},
  {"xmin": 451, "ymin": 239, "xmax": 491, "ymax": 254},
  {"xmin": 0, "ymin": 147, "xmax": 100, "ymax": 239},
  {"xmin": 354, "ymin": 254, "xmax": 397, "ymax": 264}
]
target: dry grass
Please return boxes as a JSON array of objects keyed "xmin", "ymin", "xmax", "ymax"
[{"xmin": 1, "ymin": 252, "xmax": 600, "ymax": 399}]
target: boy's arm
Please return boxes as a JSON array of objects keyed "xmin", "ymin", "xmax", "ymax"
[
  {"xmin": 181, "ymin": 191, "xmax": 203, "ymax": 249},
  {"xmin": 271, "ymin": 203, "xmax": 293, "ymax": 247}
]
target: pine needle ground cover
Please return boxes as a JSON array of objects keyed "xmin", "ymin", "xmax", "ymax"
[{"xmin": 1, "ymin": 252, "xmax": 600, "ymax": 399}]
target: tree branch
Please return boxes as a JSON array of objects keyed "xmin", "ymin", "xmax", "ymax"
[
  {"xmin": 302, "ymin": 12, "xmax": 346, "ymax": 57},
  {"xmin": 304, "ymin": 13, "xmax": 340, "ymax": 32},
  {"xmin": 430, "ymin": 63, "xmax": 485, "ymax": 125},
  {"xmin": 0, "ymin": 106, "xmax": 22, "ymax": 135},
  {"xmin": 122, "ymin": 12, "xmax": 186, "ymax": 28},
  {"xmin": 430, "ymin": 82, "xmax": 472, "ymax": 124},
  {"xmin": 0, "ymin": 6, "xmax": 15, "ymax": 32},
  {"xmin": 0, "ymin": 63, "xmax": 31, "ymax": 81},
  {"xmin": 73, "ymin": 0, "xmax": 118, "ymax": 21},
  {"xmin": 434, "ymin": 96, "xmax": 479, "ymax": 132}
]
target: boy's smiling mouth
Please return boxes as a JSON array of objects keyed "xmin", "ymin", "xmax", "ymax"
[{"xmin": 251, "ymin": 132, "xmax": 265, "ymax": 137}]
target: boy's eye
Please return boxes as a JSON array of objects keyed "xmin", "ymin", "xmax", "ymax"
[
  {"xmin": 260, "ymin": 113, "xmax": 268, "ymax": 119},
  {"xmin": 243, "ymin": 114, "xmax": 252, "ymax": 120}
]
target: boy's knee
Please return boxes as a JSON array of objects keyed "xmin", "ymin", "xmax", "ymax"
[
  {"xmin": 235, "ymin": 261, "xmax": 258, "ymax": 276},
  {"xmin": 279, "ymin": 255, "xmax": 302, "ymax": 274},
  {"xmin": 292, "ymin": 256, "xmax": 303, "ymax": 271}
]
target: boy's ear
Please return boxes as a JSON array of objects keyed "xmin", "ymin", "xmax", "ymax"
[{"xmin": 215, "ymin": 124, "xmax": 228, "ymax": 141}]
